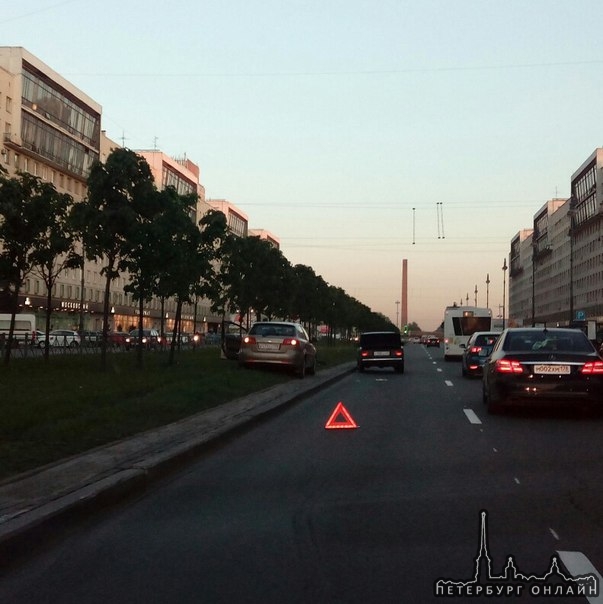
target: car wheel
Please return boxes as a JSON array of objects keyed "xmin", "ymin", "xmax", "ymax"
[
  {"xmin": 307, "ymin": 355, "xmax": 316, "ymax": 375},
  {"xmin": 394, "ymin": 363, "xmax": 404, "ymax": 374},
  {"xmin": 484, "ymin": 386, "xmax": 504, "ymax": 414},
  {"xmin": 357, "ymin": 363, "xmax": 365, "ymax": 372},
  {"xmin": 296, "ymin": 359, "xmax": 306, "ymax": 379}
]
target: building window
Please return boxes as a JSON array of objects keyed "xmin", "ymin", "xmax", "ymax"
[{"xmin": 5, "ymin": 96, "xmax": 11, "ymax": 113}]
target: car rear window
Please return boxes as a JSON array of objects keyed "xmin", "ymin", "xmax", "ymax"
[
  {"xmin": 504, "ymin": 331, "xmax": 594, "ymax": 353},
  {"xmin": 475, "ymin": 334, "xmax": 497, "ymax": 346},
  {"xmin": 360, "ymin": 333, "xmax": 402, "ymax": 349},
  {"xmin": 250, "ymin": 324, "xmax": 296, "ymax": 337}
]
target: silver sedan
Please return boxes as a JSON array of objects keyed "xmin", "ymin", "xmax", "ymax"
[{"xmin": 238, "ymin": 321, "xmax": 317, "ymax": 378}]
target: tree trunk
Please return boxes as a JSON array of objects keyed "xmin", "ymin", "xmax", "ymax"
[
  {"xmin": 44, "ymin": 279, "xmax": 52, "ymax": 362},
  {"xmin": 168, "ymin": 299, "xmax": 183, "ymax": 366},
  {"xmin": 137, "ymin": 295, "xmax": 144, "ymax": 368},
  {"xmin": 100, "ymin": 266, "xmax": 113, "ymax": 371}
]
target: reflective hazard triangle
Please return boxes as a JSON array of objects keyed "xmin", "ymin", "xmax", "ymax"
[{"xmin": 325, "ymin": 402, "xmax": 358, "ymax": 429}]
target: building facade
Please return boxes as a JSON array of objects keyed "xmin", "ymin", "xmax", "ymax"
[
  {"xmin": 509, "ymin": 149, "xmax": 603, "ymax": 335},
  {"xmin": 0, "ymin": 46, "xmax": 277, "ymax": 337}
]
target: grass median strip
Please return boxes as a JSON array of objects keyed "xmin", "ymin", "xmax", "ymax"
[{"xmin": 0, "ymin": 344, "xmax": 355, "ymax": 480}]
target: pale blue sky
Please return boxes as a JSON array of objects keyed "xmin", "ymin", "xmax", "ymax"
[{"xmin": 4, "ymin": 0, "xmax": 603, "ymax": 329}]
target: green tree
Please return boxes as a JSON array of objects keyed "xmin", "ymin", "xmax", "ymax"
[
  {"xmin": 29, "ymin": 184, "xmax": 82, "ymax": 361},
  {"xmin": 73, "ymin": 148, "xmax": 156, "ymax": 369},
  {"xmin": 0, "ymin": 170, "xmax": 65, "ymax": 364},
  {"xmin": 121, "ymin": 186, "xmax": 170, "ymax": 367},
  {"xmin": 154, "ymin": 195, "xmax": 227, "ymax": 366}
]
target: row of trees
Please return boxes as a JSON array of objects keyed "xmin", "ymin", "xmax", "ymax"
[{"xmin": 0, "ymin": 148, "xmax": 395, "ymax": 368}]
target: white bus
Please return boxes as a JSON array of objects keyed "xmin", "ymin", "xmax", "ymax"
[
  {"xmin": 0, "ymin": 313, "xmax": 37, "ymax": 345},
  {"xmin": 443, "ymin": 306, "xmax": 493, "ymax": 361}
]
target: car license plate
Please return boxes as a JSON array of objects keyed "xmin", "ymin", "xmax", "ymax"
[
  {"xmin": 257, "ymin": 342, "xmax": 280, "ymax": 351},
  {"xmin": 534, "ymin": 364, "xmax": 571, "ymax": 375},
  {"xmin": 374, "ymin": 351, "xmax": 390, "ymax": 357}
]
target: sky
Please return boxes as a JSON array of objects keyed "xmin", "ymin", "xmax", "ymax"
[{"xmin": 4, "ymin": 0, "xmax": 603, "ymax": 330}]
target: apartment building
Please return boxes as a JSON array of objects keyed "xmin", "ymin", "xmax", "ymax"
[
  {"xmin": 206, "ymin": 199, "xmax": 249, "ymax": 238},
  {"xmin": 249, "ymin": 228, "xmax": 280, "ymax": 248},
  {"xmin": 0, "ymin": 46, "xmax": 248, "ymax": 335},
  {"xmin": 509, "ymin": 149, "xmax": 603, "ymax": 333},
  {"xmin": 0, "ymin": 46, "xmax": 102, "ymax": 325}
]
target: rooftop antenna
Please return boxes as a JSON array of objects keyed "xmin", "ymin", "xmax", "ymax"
[
  {"xmin": 153, "ymin": 136, "xmax": 159, "ymax": 150},
  {"xmin": 120, "ymin": 131, "xmax": 128, "ymax": 148}
]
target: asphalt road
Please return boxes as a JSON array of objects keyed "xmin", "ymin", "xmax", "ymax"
[{"xmin": 2, "ymin": 344, "xmax": 603, "ymax": 603}]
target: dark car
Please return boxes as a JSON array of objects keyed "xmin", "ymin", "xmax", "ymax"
[
  {"xmin": 125, "ymin": 329, "xmax": 161, "ymax": 350},
  {"xmin": 482, "ymin": 327, "xmax": 603, "ymax": 414},
  {"xmin": 424, "ymin": 334, "xmax": 440, "ymax": 347},
  {"xmin": 107, "ymin": 331, "xmax": 128, "ymax": 348},
  {"xmin": 357, "ymin": 331, "xmax": 404, "ymax": 373},
  {"xmin": 461, "ymin": 331, "xmax": 499, "ymax": 377}
]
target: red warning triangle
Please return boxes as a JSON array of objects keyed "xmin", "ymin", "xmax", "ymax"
[{"xmin": 325, "ymin": 402, "xmax": 358, "ymax": 430}]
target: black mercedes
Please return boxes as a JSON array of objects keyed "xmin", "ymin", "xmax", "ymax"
[{"xmin": 482, "ymin": 327, "xmax": 603, "ymax": 414}]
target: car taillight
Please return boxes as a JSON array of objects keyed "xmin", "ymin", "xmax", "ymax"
[
  {"xmin": 495, "ymin": 359, "xmax": 524, "ymax": 374},
  {"xmin": 243, "ymin": 336, "xmax": 256, "ymax": 345},
  {"xmin": 361, "ymin": 351, "xmax": 369, "ymax": 358},
  {"xmin": 470, "ymin": 346, "xmax": 482, "ymax": 354},
  {"xmin": 580, "ymin": 361, "xmax": 603, "ymax": 375},
  {"xmin": 394, "ymin": 350, "xmax": 403, "ymax": 357},
  {"xmin": 282, "ymin": 338, "xmax": 299, "ymax": 347}
]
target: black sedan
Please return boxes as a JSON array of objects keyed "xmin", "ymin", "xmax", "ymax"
[{"xmin": 482, "ymin": 327, "xmax": 603, "ymax": 414}]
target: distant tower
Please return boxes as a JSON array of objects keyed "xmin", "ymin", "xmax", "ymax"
[{"xmin": 401, "ymin": 259, "xmax": 408, "ymax": 328}]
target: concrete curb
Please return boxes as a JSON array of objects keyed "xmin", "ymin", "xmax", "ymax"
[{"xmin": 0, "ymin": 362, "xmax": 356, "ymax": 565}]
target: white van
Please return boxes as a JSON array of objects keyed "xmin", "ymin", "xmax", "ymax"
[{"xmin": 0, "ymin": 313, "xmax": 37, "ymax": 345}]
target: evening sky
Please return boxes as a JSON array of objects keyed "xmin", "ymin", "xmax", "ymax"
[{"xmin": 4, "ymin": 0, "xmax": 603, "ymax": 329}]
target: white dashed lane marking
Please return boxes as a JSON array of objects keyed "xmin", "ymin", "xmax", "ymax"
[
  {"xmin": 557, "ymin": 551, "xmax": 603, "ymax": 603},
  {"xmin": 463, "ymin": 409, "xmax": 482, "ymax": 424}
]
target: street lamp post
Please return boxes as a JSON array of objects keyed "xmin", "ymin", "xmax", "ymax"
[
  {"xmin": 502, "ymin": 258, "xmax": 508, "ymax": 329},
  {"xmin": 531, "ymin": 242, "xmax": 536, "ymax": 327},
  {"xmin": 395, "ymin": 300, "xmax": 400, "ymax": 331},
  {"xmin": 568, "ymin": 204, "xmax": 575, "ymax": 325},
  {"xmin": 486, "ymin": 273, "xmax": 490, "ymax": 309}
]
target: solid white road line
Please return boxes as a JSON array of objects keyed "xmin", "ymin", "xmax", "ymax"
[
  {"xmin": 463, "ymin": 408, "xmax": 482, "ymax": 424},
  {"xmin": 557, "ymin": 551, "xmax": 603, "ymax": 603}
]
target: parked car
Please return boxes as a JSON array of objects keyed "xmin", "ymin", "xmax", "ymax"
[
  {"xmin": 107, "ymin": 331, "xmax": 128, "ymax": 347},
  {"xmin": 220, "ymin": 322, "xmax": 248, "ymax": 360},
  {"xmin": 33, "ymin": 330, "xmax": 47, "ymax": 347},
  {"xmin": 238, "ymin": 321, "xmax": 317, "ymax": 378},
  {"xmin": 461, "ymin": 331, "xmax": 500, "ymax": 377},
  {"xmin": 357, "ymin": 331, "xmax": 404, "ymax": 373},
  {"xmin": 482, "ymin": 327, "xmax": 603, "ymax": 414},
  {"xmin": 80, "ymin": 330, "xmax": 102, "ymax": 346},
  {"xmin": 125, "ymin": 329, "xmax": 161, "ymax": 350},
  {"xmin": 43, "ymin": 330, "xmax": 81, "ymax": 348}
]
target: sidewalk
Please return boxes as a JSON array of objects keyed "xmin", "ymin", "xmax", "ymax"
[{"xmin": 0, "ymin": 362, "xmax": 355, "ymax": 564}]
